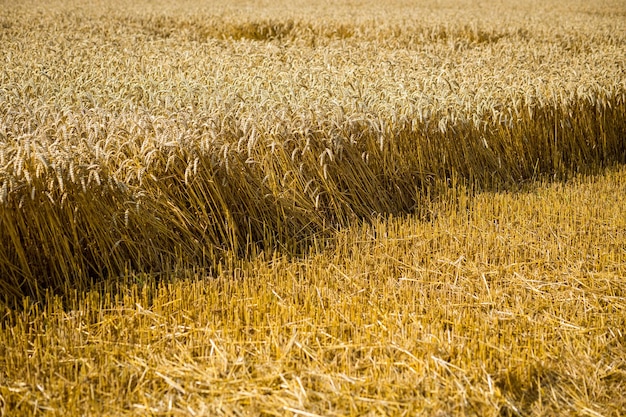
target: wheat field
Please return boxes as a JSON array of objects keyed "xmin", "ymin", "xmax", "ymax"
[{"xmin": 1, "ymin": 0, "xmax": 625, "ymax": 415}]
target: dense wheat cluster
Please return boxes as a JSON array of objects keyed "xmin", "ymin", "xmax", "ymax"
[
  {"xmin": 1, "ymin": 0, "xmax": 625, "ymax": 415},
  {"xmin": 1, "ymin": 0, "xmax": 624, "ymax": 299}
]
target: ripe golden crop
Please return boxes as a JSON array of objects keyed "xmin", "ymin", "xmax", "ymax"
[
  {"xmin": 0, "ymin": 1, "xmax": 625, "ymax": 413},
  {"xmin": 1, "ymin": 0, "xmax": 624, "ymax": 299}
]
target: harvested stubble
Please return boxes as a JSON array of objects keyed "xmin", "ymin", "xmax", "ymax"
[{"xmin": 1, "ymin": 166, "xmax": 625, "ymax": 416}]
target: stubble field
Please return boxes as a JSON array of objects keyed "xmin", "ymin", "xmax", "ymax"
[{"xmin": 1, "ymin": 0, "xmax": 625, "ymax": 415}]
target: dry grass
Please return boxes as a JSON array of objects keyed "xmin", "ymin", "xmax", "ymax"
[
  {"xmin": 1, "ymin": 167, "xmax": 625, "ymax": 416},
  {"xmin": 1, "ymin": 0, "xmax": 626, "ymax": 415}
]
